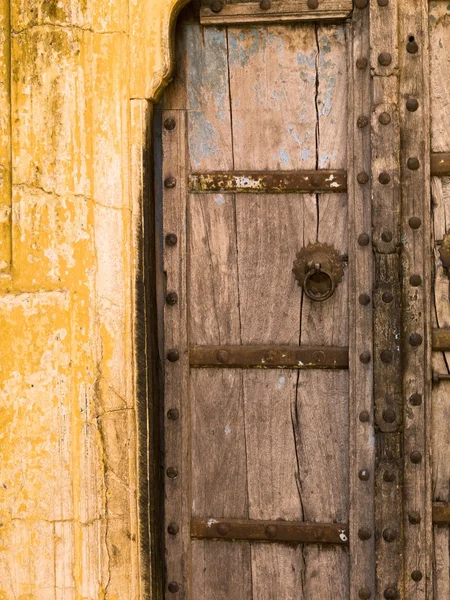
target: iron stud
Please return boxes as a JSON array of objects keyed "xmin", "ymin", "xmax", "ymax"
[
  {"xmin": 378, "ymin": 52, "xmax": 392, "ymax": 66},
  {"xmin": 359, "ymin": 588, "xmax": 371, "ymax": 600},
  {"xmin": 307, "ymin": 0, "xmax": 319, "ymax": 8},
  {"xmin": 166, "ymin": 467, "xmax": 178, "ymax": 479},
  {"xmin": 409, "ymin": 333, "xmax": 423, "ymax": 347},
  {"xmin": 164, "ymin": 175, "xmax": 177, "ymax": 189},
  {"xmin": 408, "ymin": 511, "xmax": 421, "ymax": 524},
  {"xmin": 359, "ymin": 351, "xmax": 371, "ymax": 364},
  {"xmin": 383, "ymin": 408, "xmax": 396, "ymax": 423},
  {"xmin": 410, "ymin": 450, "xmax": 422, "ymax": 464},
  {"xmin": 383, "ymin": 471, "xmax": 395, "ymax": 482},
  {"xmin": 168, "ymin": 582, "xmax": 179, "ymax": 593},
  {"xmin": 377, "ymin": 0, "xmax": 389, "ymax": 5},
  {"xmin": 358, "ymin": 527, "xmax": 371, "ymax": 540},
  {"xmin": 382, "ymin": 528, "xmax": 397, "ymax": 542},
  {"xmin": 166, "ymin": 291, "xmax": 178, "ymax": 305},
  {"xmin": 310, "ymin": 174, "xmax": 321, "ymax": 188},
  {"xmin": 357, "ymin": 116, "xmax": 369, "ymax": 128},
  {"xmin": 359, "ymin": 410, "xmax": 370, "ymax": 422},
  {"xmin": 379, "ymin": 112, "xmax": 391, "ymax": 125},
  {"xmin": 409, "ymin": 274, "xmax": 422, "ymax": 286},
  {"xmin": 384, "ymin": 588, "xmax": 398, "ymax": 599},
  {"xmin": 358, "ymin": 233, "xmax": 370, "ymax": 246},
  {"xmin": 407, "ymin": 39, "xmax": 419, "ymax": 54},
  {"xmin": 411, "ymin": 570, "xmax": 423, "ymax": 582},
  {"xmin": 359, "ymin": 469, "xmax": 370, "ymax": 481},
  {"xmin": 409, "ymin": 216, "xmax": 421, "ymax": 229},
  {"xmin": 379, "ymin": 172, "xmax": 391, "ymax": 185},
  {"xmin": 167, "ymin": 349, "xmax": 180, "ymax": 362},
  {"xmin": 407, "ymin": 157, "xmax": 420, "ymax": 170},
  {"xmin": 356, "ymin": 58, "xmax": 368, "ymax": 69},
  {"xmin": 359, "ymin": 293, "xmax": 371, "ymax": 306},
  {"xmin": 217, "ymin": 349, "xmax": 230, "ymax": 363},
  {"xmin": 382, "ymin": 292, "xmax": 393, "ymax": 303},
  {"xmin": 165, "ymin": 233, "xmax": 178, "ymax": 246},
  {"xmin": 381, "ymin": 230, "xmax": 393, "ymax": 242},
  {"xmin": 409, "ymin": 393, "xmax": 422, "ymax": 406},
  {"xmin": 354, "ymin": 0, "xmax": 368, "ymax": 7},
  {"xmin": 210, "ymin": 0, "xmax": 223, "ymax": 12},
  {"xmin": 259, "ymin": 0, "xmax": 271, "ymax": 8},
  {"xmin": 357, "ymin": 172, "xmax": 370, "ymax": 184},
  {"xmin": 265, "ymin": 525, "xmax": 277, "ymax": 538},
  {"xmin": 167, "ymin": 408, "xmax": 179, "ymax": 421},
  {"xmin": 381, "ymin": 349, "xmax": 393, "ymax": 363},
  {"xmin": 217, "ymin": 523, "xmax": 230, "ymax": 536},
  {"xmin": 168, "ymin": 523, "xmax": 179, "ymax": 535},
  {"xmin": 164, "ymin": 118, "xmax": 176, "ymax": 131},
  {"xmin": 406, "ymin": 99, "xmax": 419, "ymax": 112}
]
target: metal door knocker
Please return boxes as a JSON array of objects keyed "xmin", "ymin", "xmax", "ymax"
[{"xmin": 292, "ymin": 243, "xmax": 344, "ymax": 302}]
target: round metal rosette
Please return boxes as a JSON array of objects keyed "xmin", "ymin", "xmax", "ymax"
[
  {"xmin": 292, "ymin": 243, "xmax": 344, "ymax": 302},
  {"xmin": 439, "ymin": 232, "xmax": 450, "ymax": 275}
]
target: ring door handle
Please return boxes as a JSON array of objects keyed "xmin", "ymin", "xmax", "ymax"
[{"xmin": 292, "ymin": 243, "xmax": 344, "ymax": 302}]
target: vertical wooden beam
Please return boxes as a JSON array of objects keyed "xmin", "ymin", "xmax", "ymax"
[
  {"xmin": 162, "ymin": 110, "xmax": 191, "ymax": 599},
  {"xmin": 398, "ymin": 1, "xmax": 432, "ymax": 596},
  {"xmin": 348, "ymin": 5, "xmax": 375, "ymax": 599},
  {"xmin": 0, "ymin": 0, "xmax": 11, "ymax": 272}
]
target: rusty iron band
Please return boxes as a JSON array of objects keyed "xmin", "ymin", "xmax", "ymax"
[
  {"xmin": 189, "ymin": 170, "xmax": 347, "ymax": 194},
  {"xmin": 191, "ymin": 518, "xmax": 349, "ymax": 545},
  {"xmin": 432, "ymin": 328, "xmax": 450, "ymax": 351},
  {"xmin": 189, "ymin": 345, "xmax": 348, "ymax": 369},
  {"xmin": 431, "ymin": 153, "xmax": 450, "ymax": 177}
]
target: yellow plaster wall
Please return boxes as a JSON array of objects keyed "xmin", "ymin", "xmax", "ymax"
[{"xmin": 0, "ymin": 0, "xmax": 184, "ymax": 596}]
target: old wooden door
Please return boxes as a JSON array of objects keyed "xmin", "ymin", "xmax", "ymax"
[{"xmin": 155, "ymin": 0, "xmax": 450, "ymax": 597}]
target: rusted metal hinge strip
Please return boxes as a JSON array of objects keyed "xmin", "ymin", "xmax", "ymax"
[
  {"xmin": 431, "ymin": 328, "xmax": 450, "ymax": 350},
  {"xmin": 191, "ymin": 518, "xmax": 349, "ymax": 545},
  {"xmin": 188, "ymin": 170, "xmax": 347, "ymax": 194},
  {"xmin": 432, "ymin": 503, "xmax": 450, "ymax": 525},
  {"xmin": 189, "ymin": 345, "xmax": 348, "ymax": 369},
  {"xmin": 200, "ymin": 0, "xmax": 353, "ymax": 26},
  {"xmin": 431, "ymin": 152, "xmax": 450, "ymax": 176}
]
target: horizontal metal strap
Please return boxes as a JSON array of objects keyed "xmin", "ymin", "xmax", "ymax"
[
  {"xmin": 188, "ymin": 170, "xmax": 347, "ymax": 194},
  {"xmin": 189, "ymin": 345, "xmax": 348, "ymax": 369},
  {"xmin": 432, "ymin": 328, "xmax": 450, "ymax": 351},
  {"xmin": 433, "ymin": 503, "xmax": 450, "ymax": 525},
  {"xmin": 431, "ymin": 153, "xmax": 450, "ymax": 177},
  {"xmin": 191, "ymin": 517, "xmax": 349, "ymax": 545},
  {"xmin": 200, "ymin": 0, "xmax": 352, "ymax": 26}
]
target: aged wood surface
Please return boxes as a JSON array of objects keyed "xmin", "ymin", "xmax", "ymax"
[
  {"xmin": 430, "ymin": 3, "xmax": 450, "ymax": 154},
  {"xmin": 347, "ymin": 5, "xmax": 375, "ymax": 599},
  {"xmin": 431, "ymin": 153, "xmax": 450, "ymax": 176},
  {"xmin": 433, "ymin": 503, "xmax": 450, "ymax": 526},
  {"xmin": 432, "ymin": 328, "xmax": 450, "ymax": 350},
  {"xmin": 200, "ymin": 0, "xmax": 352, "ymax": 26}
]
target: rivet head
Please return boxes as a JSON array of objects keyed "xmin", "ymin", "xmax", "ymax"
[
  {"xmin": 407, "ymin": 157, "xmax": 420, "ymax": 170},
  {"xmin": 354, "ymin": 0, "xmax": 368, "ymax": 7},
  {"xmin": 167, "ymin": 408, "xmax": 179, "ymax": 421},
  {"xmin": 168, "ymin": 523, "xmax": 179, "ymax": 535},
  {"xmin": 359, "ymin": 293, "xmax": 371, "ymax": 306},
  {"xmin": 379, "ymin": 172, "xmax": 391, "ymax": 185},
  {"xmin": 382, "ymin": 291, "xmax": 394, "ymax": 303},
  {"xmin": 357, "ymin": 172, "xmax": 370, "ymax": 184},
  {"xmin": 210, "ymin": 0, "xmax": 223, "ymax": 12},
  {"xmin": 357, "ymin": 116, "xmax": 369, "ymax": 128},
  {"xmin": 356, "ymin": 58, "xmax": 368, "ymax": 69},
  {"xmin": 409, "ymin": 392, "xmax": 422, "ymax": 406},
  {"xmin": 167, "ymin": 349, "xmax": 180, "ymax": 362},
  {"xmin": 164, "ymin": 175, "xmax": 177, "ymax": 189},
  {"xmin": 411, "ymin": 570, "xmax": 423, "ymax": 582},
  {"xmin": 409, "ymin": 216, "xmax": 422, "ymax": 229},
  {"xmin": 217, "ymin": 349, "xmax": 230, "ymax": 363},
  {"xmin": 359, "ymin": 410, "xmax": 370, "ymax": 422},
  {"xmin": 383, "ymin": 528, "xmax": 397, "ymax": 542},
  {"xmin": 383, "ymin": 470, "xmax": 395, "ymax": 482},
  {"xmin": 259, "ymin": 0, "xmax": 271, "ymax": 8},
  {"xmin": 307, "ymin": 0, "xmax": 319, "ymax": 8},
  {"xmin": 407, "ymin": 40, "xmax": 419, "ymax": 54},
  {"xmin": 384, "ymin": 588, "xmax": 398, "ymax": 599},
  {"xmin": 383, "ymin": 408, "xmax": 396, "ymax": 423},
  {"xmin": 166, "ymin": 291, "xmax": 178, "ymax": 305},
  {"xmin": 381, "ymin": 349, "xmax": 393, "ymax": 363},
  {"xmin": 359, "ymin": 469, "xmax": 370, "ymax": 481},
  {"xmin": 381, "ymin": 230, "xmax": 393, "ymax": 242},
  {"xmin": 410, "ymin": 450, "xmax": 422, "ymax": 464},
  {"xmin": 310, "ymin": 174, "xmax": 321, "ymax": 188},
  {"xmin": 406, "ymin": 99, "xmax": 419, "ymax": 112},
  {"xmin": 378, "ymin": 52, "xmax": 392, "ymax": 66},
  {"xmin": 408, "ymin": 510, "xmax": 421, "ymax": 524},
  {"xmin": 358, "ymin": 527, "xmax": 372, "ymax": 541},
  {"xmin": 168, "ymin": 582, "xmax": 180, "ymax": 593},
  {"xmin": 164, "ymin": 118, "xmax": 176, "ymax": 131},
  {"xmin": 359, "ymin": 351, "xmax": 371, "ymax": 364},
  {"xmin": 379, "ymin": 112, "xmax": 391, "ymax": 125},
  {"xmin": 359, "ymin": 588, "xmax": 371, "ymax": 600},
  {"xmin": 265, "ymin": 525, "xmax": 277, "ymax": 538},
  {"xmin": 377, "ymin": 0, "xmax": 389, "ymax": 5},
  {"xmin": 166, "ymin": 467, "xmax": 178, "ymax": 479},
  {"xmin": 165, "ymin": 233, "xmax": 178, "ymax": 246},
  {"xmin": 358, "ymin": 233, "xmax": 370, "ymax": 246},
  {"xmin": 409, "ymin": 333, "xmax": 423, "ymax": 347},
  {"xmin": 217, "ymin": 523, "xmax": 230, "ymax": 536},
  {"xmin": 410, "ymin": 274, "xmax": 422, "ymax": 286}
]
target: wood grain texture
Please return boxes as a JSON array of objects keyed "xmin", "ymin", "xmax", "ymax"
[
  {"xmin": 429, "ymin": 2, "xmax": 450, "ymax": 153},
  {"xmin": 347, "ymin": 7, "xmax": 375, "ymax": 599}
]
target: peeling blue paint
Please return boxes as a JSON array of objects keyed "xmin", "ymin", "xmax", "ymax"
[
  {"xmin": 278, "ymin": 149, "xmax": 290, "ymax": 166},
  {"xmin": 215, "ymin": 196, "xmax": 225, "ymax": 206},
  {"xmin": 228, "ymin": 29, "xmax": 262, "ymax": 67},
  {"xmin": 287, "ymin": 124, "xmax": 301, "ymax": 146},
  {"xmin": 301, "ymin": 148, "xmax": 310, "ymax": 161},
  {"xmin": 188, "ymin": 113, "xmax": 221, "ymax": 169},
  {"xmin": 296, "ymin": 50, "xmax": 316, "ymax": 69}
]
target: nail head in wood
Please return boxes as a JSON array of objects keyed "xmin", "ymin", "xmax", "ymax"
[
  {"xmin": 383, "ymin": 408, "xmax": 396, "ymax": 423},
  {"xmin": 381, "ymin": 230, "xmax": 393, "ymax": 242},
  {"xmin": 409, "ymin": 333, "xmax": 423, "ymax": 347},
  {"xmin": 359, "ymin": 293, "xmax": 371, "ymax": 306},
  {"xmin": 378, "ymin": 52, "xmax": 392, "ymax": 66},
  {"xmin": 411, "ymin": 570, "xmax": 423, "ymax": 582},
  {"xmin": 410, "ymin": 451, "xmax": 422, "ymax": 464},
  {"xmin": 167, "ymin": 408, "xmax": 179, "ymax": 420},
  {"xmin": 377, "ymin": 0, "xmax": 389, "ymax": 5},
  {"xmin": 164, "ymin": 175, "xmax": 177, "ymax": 189},
  {"xmin": 165, "ymin": 233, "xmax": 178, "ymax": 246},
  {"xmin": 168, "ymin": 582, "xmax": 179, "ymax": 593},
  {"xmin": 166, "ymin": 467, "xmax": 178, "ymax": 479},
  {"xmin": 307, "ymin": 0, "xmax": 319, "ymax": 8},
  {"xmin": 259, "ymin": 0, "xmax": 271, "ymax": 9},
  {"xmin": 166, "ymin": 291, "xmax": 178, "ymax": 305},
  {"xmin": 357, "ymin": 116, "xmax": 369, "ymax": 128},
  {"xmin": 409, "ymin": 274, "xmax": 422, "ymax": 286},
  {"xmin": 409, "ymin": 393, "xmax": 422, "ymax": 406},
  {"xmin": 379, "ymin": 112, "xmax": 391, "ymax": 125},
  {"xmin": 358, "ymin": 233, "xmax": 370, "ymax": 246},
  {"xmin": 357, "ymin": 172, "xmax": 369, "ymax": 184},
  {"xmin": 354, "ymin": 0, "xmax": 368, "ymax": 7},
  {"xmin": 217, "ymin": 523, "xmax": 230, "ymax": 536},
  {"xmin": 164, "ymin": 118, "xmax": 176, "ymax": 131},
  {"xmin": 167, "ymin": 349, "xmax": 180, "ymax": 362},
  {"xmin": 168, "ymin": 523, "xmax": 179, "ymax": 535},
  {"xmin": 407, "ymin": 39, "xmax": 419, "ymax": 54},
  {"xmin": 359, "ymin": 410, "xmax": 370, "ymax": 422},
  {"xmin": 356, "ymin": 58, "xmax": 368, "ymax": 69},
  {"xmin": 408, "ymin": 511, "xmax": 421, "ymax": 524},
  {"xmin": 216, "ymin": 349, "xmax": 230, "ymax": 363},
  {"xmin": 407, "ymin": 157, "xmax": 420, "ymax": 170},
  {"xmin": 265, "ymin": 525, "xmax": 277, "ymax": 538},
  {"xmin": 382, "ymin": 292, "xmax": 393, "ymax": 303},
  {"xmin": 408, "ymin": 216, "xmax": 421, "ymax": 229},
  {"xmin": 382, "ymin": 528, "xmax": 397, "ymax": 542},
  {"xmin": 210, "ymin": 0, "xmax": 223, "ymax": 12},
  {"xmin": 381, "ymin": 349, "xmax": 393, "ymax": 363},
  {"xmin": 384, "ymin": 588, "xmax": 398, "ymax": 599},
  {"xmin": 359, "ymin": 589, "xmax": 371, "ymax": 600},
  {"xmin": 379, "ymin": 172, "xmax": 391, "ymax": 185},
  {"xmin": 406, "ymin": 99, "xmax": 419, "ymax": 112},
  {"xmin": 359, "ymin": 351, "xmax": 371, "ymax": 364},
  {"xmin": 358, "ymin": 527, "xmax": 372, "ymax": 540},
  {"xmin": 359, "ymin": 469, "xmax": 370, "ymax": 481}
]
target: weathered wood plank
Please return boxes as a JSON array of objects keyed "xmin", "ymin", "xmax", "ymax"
[
  {"xmin": 430, "ymin": 3, "xmax": 450, "ymax": 154},
  {"xmin": 200, "ymin": 0, "xmax": 353, "ymax": 26},
  {"xmin": 0, "ymin": 0, "xmax": 11, "ymax": 272},
  {"xmin": 431, "ymin": 153, "xmax": 450, "ymax": 177}
]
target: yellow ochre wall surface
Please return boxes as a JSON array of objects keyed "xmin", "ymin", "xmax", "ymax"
[{"xmin": 0, "ymin": 0, "xmax": 186, "ymax": 596}]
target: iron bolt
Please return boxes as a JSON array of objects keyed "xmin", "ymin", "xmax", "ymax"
[
  {"xmin": 357, "ymin": 172, "xmax": 370, "ymax": 184},
  {"xmin": 357, "ymin": 116, "xmax": 369, "ymax": 128},
  {"xmin": 265, "ymin": 525, "xmax": 277, "ymax": 538},
  {"xmin": 164, "ymin": 118, "xmax": 176, "ymax": 131},
  {"xmin": 310, "ymin": 174, "xmax": 321, "ymax": 188},
  {"xmin": 358, "ymin": 588, "xmax": 371, "ymax": 600},
  {"xmin": 407, "ymin": 157, "xmax": 420, "ymax": 170},
  {"xmin": 217, "ymin": 523, "xmax": 230, "ymax": 536},
  {"xmin": 167, "ymin": 349, "xmax": 180, "ymax": 362},
  {"xmin": 411, "ymin": 570, "xmax": 423, "ymax": 582},
  {"xmin": 354, "ymin": 0, "xmax": 368, "ymax": 7},
  {"xmin": 356, "ymin": 58, "xmax": 368, "ymax": 69},
  {"xmin": 379, "ymin": 172, "xmax": 391, "ymax": 185},
  {"xmin": 409, "ymin": 216, "xmax": 421, "ymax": 229},
  {"xmin": 407, "ymin": 38, "xmax": 419, "ymax": 54},
  {"xmin": 383, "ymin": 470, "xmax": 395, "ymax": 482},
  {"xmin": 384, "ymin": 588, "xmax": 398, "ymax": 599},
  {"xmin": 409, "ymin": 333, "xmax": 423, "ymax": 347},
  {"xmin": 168, "ymin": 582, "xmax": 179, "ymax": 593},
  {"xmin": 167, "ymin": 408, "xmax": 179, "ymax": 421},
  {"xmin": 166, "ymin": 467, "xmax": 178, "ymax": 479},
  {"xmin": 210, "ymin": 0, "xmax": 223, "ymax": 12},
  {"xmin": 359, "ymin": 469, "xmax": 370, "ymax": 481},
  {"xmin": 307, "ymin": 0, "xmax": 319, "ymax": 8},
  {"xmin": 409, "ymin": 274, "xmax": 422, "ymax": 286},
  {"xmin": 409, "ymin": 393, "xmax": 422, "ymax": 406},
  {"xmin": 382, "ymin": 292, "xmax": 393, "ymax": 303},
  {"xmin": 377, "ymin": 0, "xmax": 389, "ymax": 5},
  {"xmin": 165, "ymin": 175, "xmax": 177, "ymax": 189},
  {"xmin": 165, "ymin": 233, "xmax": 178, "ymax": 246},
  {"xmin": 358, "ymin": 233, "xmax": 370, "ymax": 246},
  {"xmin": 166, "ymin": 292, "xmax": 178, "ymax": 305},
  {"xmin": 259, "ymin": 0, "xmax": 271, "ymax": 8},
  {"xmin": 358, "ymin": 527, "xmax": 371, "ymax": 541},
  {"xmin": 359, "ymin": 410, "xmax": 370, "ymax": 422},
  {"xmin": 359, "ymin": 352, "xmax": 371, "ymax": 364},
  {"xmin": 168, "ymin": 523, "xmax": 179, "ymax": 535},
  {"xmin": 408, "ymin": 510, "xmax": 421, "ymax": 524},
  {"xmin": 378, "ymin": 52, "xmax": 392, "ymax": 66},
  {"xmin": 406, "ymin": 99, "xmax": 419, "ymax": 112},
  {"xmin": 381, "ymin": 230, "xmax": 393, "ymax": 242},
  {"xmin": 379, "ymin": 112, "xmax": 391, "ymax": 125},
  {"xmin": 383, "ymin": 408, "xmax": 396, "ymax": 423},
  {"xmin": 410, "ymin": 450, "xmax": 422, "ymax": 464},
  {"xmin": 359, "ymin": 293, "xmax": 371, "ymax": 306},
  {"xmin": 381, "ymin": 349, "xmax": 393, "ymax": 363},
  {"xmin": 217, "ymin": 349, "xmax": 230, "ymax": 363},
  {"xmin": 382, "ymin": 528, "xmax": 397, "ymax": 542}
]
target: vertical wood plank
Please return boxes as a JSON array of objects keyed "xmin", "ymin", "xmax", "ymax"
[
  {"xmin": 0, "ymin": 0, "xmax": 11, "ymax": 272},
  {"xmin": 429, "ymin": 3, "xmax": 450, "ymax": 153},
  {"xmin": 398, "ymin": 0, "xmax": 432, "ymax": 597},
  {"xmin": 162, "ymin": 109, "xmax": 190, "ymax": 599},
  {"xmin": 347, "ymin": 5, "xmax": 375, "ymax": 599}
]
